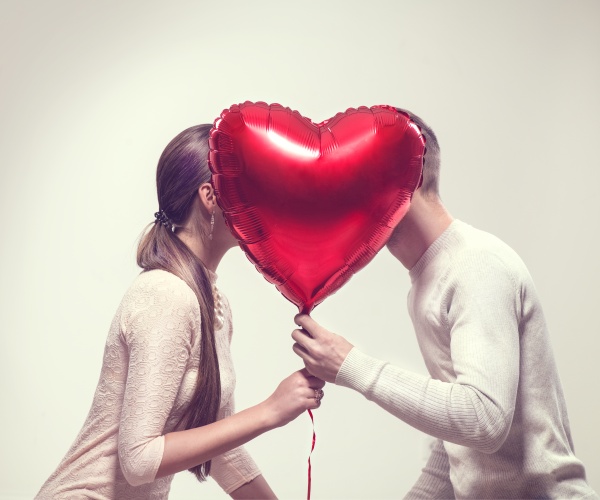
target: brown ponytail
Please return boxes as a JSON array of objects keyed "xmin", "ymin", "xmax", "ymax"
[{"xmin": 137, "ymin": 124, "xmax": 219, "ymax": 482}]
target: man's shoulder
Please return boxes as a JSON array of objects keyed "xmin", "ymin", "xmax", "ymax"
[
  {"xmin": 452, "ymin": 221, "xmax": 524, "ymax": 266},
  {"xmin": 446, "ymin": 221, "xmax": 530, "ymax": 288}
]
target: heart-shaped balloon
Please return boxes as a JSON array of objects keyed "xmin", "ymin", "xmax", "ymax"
[{"xmin": 209, "ymin": 102, "xmax": 424, "ymax": 313}]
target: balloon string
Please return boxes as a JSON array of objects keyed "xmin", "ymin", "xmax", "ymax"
[{"xmin": 307, "ymin": 409, "xmax": 316, "ymax": 500}]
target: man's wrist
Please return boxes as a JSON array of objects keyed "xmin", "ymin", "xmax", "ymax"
[{"xmin": 335, "ymin": 347, "xmax": 387, "ymax": 393}]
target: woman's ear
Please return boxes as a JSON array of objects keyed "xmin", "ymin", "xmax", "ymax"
[{"xmin": 197, "ymin": 182, "xmax": 216, "ymax": 214}]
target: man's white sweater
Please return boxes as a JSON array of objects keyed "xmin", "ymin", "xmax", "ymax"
[{"xmin": 337, "ymin": 220, "xmax": 596, "ymax": 499}]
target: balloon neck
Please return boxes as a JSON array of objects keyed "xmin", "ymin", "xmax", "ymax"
[{"xmin": 299, "ymin": 304, "xmax": 314, "ymax": 315}]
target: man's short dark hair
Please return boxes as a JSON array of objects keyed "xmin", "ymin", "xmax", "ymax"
[{"xmin": 396, "ymin": 108, "xmax": 441, "ymax": 197}]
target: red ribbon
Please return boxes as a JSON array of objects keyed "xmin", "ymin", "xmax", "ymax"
[{"xmin": 307, "ymin": 409, "xmax": 316, "ymax": 500}]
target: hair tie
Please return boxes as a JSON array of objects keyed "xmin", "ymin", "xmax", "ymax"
[{"xmin": 154, "ymin": 209, "xmax": 176, "ymax": 232}]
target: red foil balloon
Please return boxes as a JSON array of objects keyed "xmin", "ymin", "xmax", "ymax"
[{"xmin": 209, "ymin": 102, "xmax": 425, "ymax": 313}]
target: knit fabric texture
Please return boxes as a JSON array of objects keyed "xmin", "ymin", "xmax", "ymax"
[
  {"xmin": 36, "ymin": 269, "xmax": 260, "ymax": 499},
  {"xmin": 337, "ymin": 220, "xmax": 597, "ymax": 499}
]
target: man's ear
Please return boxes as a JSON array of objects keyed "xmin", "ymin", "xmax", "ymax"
[{"xmin": 198, "ymin": 182, "xmax": 216, "ymax": 213}]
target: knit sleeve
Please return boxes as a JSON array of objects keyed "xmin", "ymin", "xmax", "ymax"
[
  {"xmin": 336, "ymin": 253, "xmax": 519, "ymax": 453},
  {"xmin": 210, "ymin": 395, "xmax": 262, "ymax": 494},
  {"xmin": 118, "ymin": 272, "xmax": 197, "ymax": 486},
  {"xmin": 404, "ymin": 439, "xmax": 455, "ymax": 499}
]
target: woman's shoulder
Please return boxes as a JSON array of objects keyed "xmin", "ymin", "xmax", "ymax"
[
  {"xmin": 132, "ymin": 268, "xmax": 193, "ymax": 290},
  {"xmin": 116, "ymin": 270, "xmax": 201, "ymax": 342},
  {"xmin": 123, "ymin": 269, "xmax": 198, "ymax": 312}
]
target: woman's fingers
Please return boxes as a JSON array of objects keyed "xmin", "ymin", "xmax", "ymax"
[
  {"xmin": 299, "ymin": 367, "xmax": 325, "ymax": 385},
  {"xmin": 310, "ymin": 377, "xmax": 326, "ymax": 389},
  {"xmin": 291, "ymin": 370, "xmax": 326, "ymax": 409},
  {"xmin": 303, "ymin": 386, "xmax": 325, "ymax": 409}
]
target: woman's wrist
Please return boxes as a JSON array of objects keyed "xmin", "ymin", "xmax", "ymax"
[{"xmin": 251, "ymin": 400, "xmax": 280, "ymax": 432}]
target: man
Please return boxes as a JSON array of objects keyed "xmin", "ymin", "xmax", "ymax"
[{"xmin": 292, "ymin": 110, "xmax": 597, "ymax": 499}]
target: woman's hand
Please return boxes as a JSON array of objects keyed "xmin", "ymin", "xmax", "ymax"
[
  {"xmin": 262, "ymin": 369, "xmax": 325, "ymax": 429},
  {"xmin": 158, "ymin": 369, "xmax": 325, "ymax": 478}
]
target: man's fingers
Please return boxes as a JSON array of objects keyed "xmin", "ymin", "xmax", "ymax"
[
  {"xmin": 292, "ymin": 341, "xmax": 307, "ymax": 356},
  {"xmin": 294, "ymin": 313, "xmax": 320, "ymax": 337},
  {"xmin": 292, "ymin": 342, "xmax": 315, "ymax": 364},
  {"xmin": 291, "ymin": 328, "xmax": 313, "ymax": 347}
]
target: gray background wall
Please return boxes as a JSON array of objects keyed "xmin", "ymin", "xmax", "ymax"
[{"xmin": 1, "ymin": 1, "xmax": 598, "ymax": 498}]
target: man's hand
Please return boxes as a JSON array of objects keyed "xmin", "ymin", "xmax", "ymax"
[{"xmin": 291, "ymin": 314, "xmax": 354, "ymax": 383}]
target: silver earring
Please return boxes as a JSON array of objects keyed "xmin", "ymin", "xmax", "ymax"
[{"xmin": 209, "ymin": 211, "xmax": 215, "ymax": 240}]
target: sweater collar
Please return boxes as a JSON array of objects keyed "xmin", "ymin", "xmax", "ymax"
[
  {"xmin": 207, "ymin": 268, "xmax": 218, "ymax": 284},
  {"xmin": 409, "ymin": 219, "xmax": 464, "ymax": 283}
]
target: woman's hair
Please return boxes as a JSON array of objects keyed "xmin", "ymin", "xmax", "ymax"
[{"xmin": 137, "ymin": 124, "xmax": 219, "ymax": 482}]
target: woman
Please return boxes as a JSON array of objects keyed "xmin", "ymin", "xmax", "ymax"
[{"xmin": 36, "ymin": 124, "xmax": 325, "ymax": 499}]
